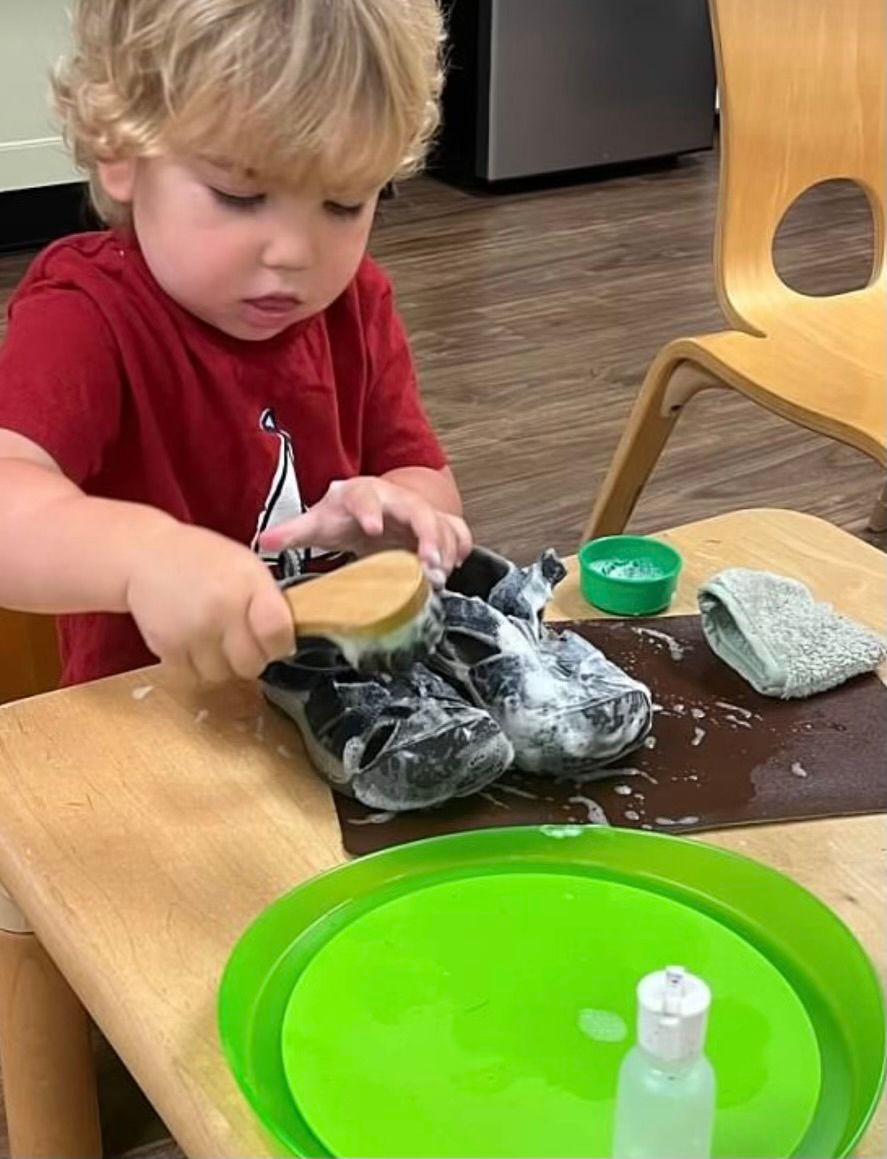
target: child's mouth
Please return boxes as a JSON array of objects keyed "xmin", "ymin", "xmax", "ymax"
[{"xmin": 241, "ymin": 295, "xmax": 303, "ymax": 327}]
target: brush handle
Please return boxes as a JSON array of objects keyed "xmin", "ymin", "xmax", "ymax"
[{"xmin": 282, "ymin": 551, "xmax": 429, "ymax": 640}]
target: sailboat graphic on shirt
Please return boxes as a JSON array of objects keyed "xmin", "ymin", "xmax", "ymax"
[
  {"xmin": 251, "ymin": 407, "xmax": 305, "ymax": 572},
  {"xmin": 251, "ymin": 407, "xmax": 345, "ymax": 576}
]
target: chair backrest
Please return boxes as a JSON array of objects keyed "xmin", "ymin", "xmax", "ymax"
[
  {"xmin": 710, "ymin": 0, "xmax": 886, "ymax": 332},
  {"xmin": 0, "ymin": 610, "xmax": 60, "ymax": 705}
]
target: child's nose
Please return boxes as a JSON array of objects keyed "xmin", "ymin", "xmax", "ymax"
[{"xmin": 261, "ymin": 227, "xmax": 313, "ymax": 271}]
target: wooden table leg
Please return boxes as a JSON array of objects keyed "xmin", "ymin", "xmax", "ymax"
[{"xmin": 0, "ymin": 923, "xmax": 101, "ymax": 1158}]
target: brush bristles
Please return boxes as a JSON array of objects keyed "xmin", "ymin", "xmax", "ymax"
[{"xmin": 330, "ymin": 590, "xmax": 444, "ymax": 674}]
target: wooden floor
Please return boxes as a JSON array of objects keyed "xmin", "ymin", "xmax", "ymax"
[{"xmin": 0, "ymin": 144, "xmax": 882, "ymax": 1156}]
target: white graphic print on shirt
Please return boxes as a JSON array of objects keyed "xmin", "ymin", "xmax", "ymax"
[{"xmin": 251, "ymin": 407, "xmax": 341, "ymax": 576}]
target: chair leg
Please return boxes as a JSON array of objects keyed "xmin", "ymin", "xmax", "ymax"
[
  {"xmin": 0, "ymin": 894, "xmax": 101, "ymax": 1158},
  {"xmin": 867, "ymin": 479, "xmax": 887, "ymax": 533},
  {"xmin": 582, "ymin": 357, "xmax": 720, "ymax": 542}
]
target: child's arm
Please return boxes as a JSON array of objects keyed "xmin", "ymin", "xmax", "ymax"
[
  {"xmin": 382, "ymin": 465, "xmax": 464, "ymax": 517},
  {"xmin": 0, "ymin": 430, "xmax": 295, "ymax": 682}
]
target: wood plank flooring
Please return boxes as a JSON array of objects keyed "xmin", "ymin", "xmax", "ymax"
[{"xmin": 0, "ymin": 144, "xmax": 882, "ymax": 1157}]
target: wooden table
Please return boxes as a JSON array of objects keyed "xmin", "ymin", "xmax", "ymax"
[{"xmin": 0, "ymin": 509, "xmax": 884, "ymax": 1158}]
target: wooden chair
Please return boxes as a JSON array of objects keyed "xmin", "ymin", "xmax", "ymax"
[
  {"xmin": 0, "ymin": 610, "xmax": 61, "ymax": 706},
  {"xmin": 0, "ymin": 611, "xmax": 101, "ymax": 1157},
  {"xmin": 583, "ymin": 0, "xmax": 886, "ymax": 542}
]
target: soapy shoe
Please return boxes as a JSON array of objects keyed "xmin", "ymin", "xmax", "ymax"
[
  {"xmin": 430, "ymin": 547, "xmax": 653, "ymax": 776},
  {"xmin": 261, "ymin": 648, "xmax": 514, "ymax": 812}
]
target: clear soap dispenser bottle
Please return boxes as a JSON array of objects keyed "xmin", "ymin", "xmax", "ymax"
[{"xmin": 612, "ymin": 965, "xmax": 716, "ymax": 1159}]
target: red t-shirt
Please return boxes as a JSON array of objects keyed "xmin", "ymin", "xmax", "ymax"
[{"xmin": 0, "ymin": 231, "xmax": 446, "ymax": 686}]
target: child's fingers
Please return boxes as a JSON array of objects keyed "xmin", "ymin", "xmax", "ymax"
[
  {"xmin": 189, "ymin": 640, "xmax": 235, "ymax": 685},
  {"xmin": 342, "ymin": 483, "xmax": 385, "ymax": 538},
  {"xmin": 448, "ymin": 515, "xmax": 473, "ymax": 564},
  {"xmin": 222, "ymin": 619, "xmax": 275, "ymax": 681},
  {"xmin": 257, "ymin": 509, "xmax": 319, "ymax": 551},
  {"xmin": 248, "ymin": 587, "xmax": 297, "ymax": 662},
  {"xmin": 434, "ymin": 516, "xmax": 460, "ymax": 577},
  {"xmin": 156, "ymin": 641, "xmax": 199, "ymax": 684},
  {"xmin": 404, "ymin": 506, "xmax": 449, "ymax": 582}
]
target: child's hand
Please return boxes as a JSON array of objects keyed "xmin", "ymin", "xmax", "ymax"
[
  {"xmin": 259, "ymin": 476, "xmax": 472, "ymax": 586},
  {"xmin": 124, "ymin": 523, "xmax": 294, "ymax": 682}
]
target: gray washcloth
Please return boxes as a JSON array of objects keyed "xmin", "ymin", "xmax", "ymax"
[{"xmin": 698, "ymin": 567, "xmax": 887, "ymax": 698}]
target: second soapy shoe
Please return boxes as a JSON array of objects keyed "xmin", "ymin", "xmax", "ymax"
[
  {"xmin": 261, "ymin": 648, "xmax": 514, "ymax": 812},
  {"xmin": 430, "ymin": 547, "xmax": 653, "ymax": 776}
]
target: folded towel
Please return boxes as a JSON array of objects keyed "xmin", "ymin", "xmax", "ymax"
[{"xmin": 698, "ymin": 568, "xmax": 887, "ymax": 698}]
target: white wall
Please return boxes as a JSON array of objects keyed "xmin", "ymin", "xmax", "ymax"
[{"xmin": 0, "ymin": 0, "xmax": 78, "ymax": 192}]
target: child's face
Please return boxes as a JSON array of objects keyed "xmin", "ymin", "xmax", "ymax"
[{"xmin": 98, "ymin": 154, "xmax": 380, "ymax": 339}]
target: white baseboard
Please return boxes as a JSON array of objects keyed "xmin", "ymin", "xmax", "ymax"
[{"xmin": 0, "ymin": 135, "xmax": 79, "ymax": 193}]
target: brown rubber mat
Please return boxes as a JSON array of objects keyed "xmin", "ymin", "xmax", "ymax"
[{"xmin": 334, "ymin": 616, "xmax": 887, "ymax": 856}]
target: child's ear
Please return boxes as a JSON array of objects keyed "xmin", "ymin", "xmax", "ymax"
[{"xmin": 96, "ymin": 159, "xmax": 137, "ymax": 204}]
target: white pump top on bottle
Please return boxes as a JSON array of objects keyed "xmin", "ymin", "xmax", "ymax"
[{"xmin": 636, "ymin": 965, "xmax": 711, "ymax": 1063}]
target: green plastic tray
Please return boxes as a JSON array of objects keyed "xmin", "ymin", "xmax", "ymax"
[{"xmin": 218, "ymin": 826, "xmax": 885, "ymax": 1158}]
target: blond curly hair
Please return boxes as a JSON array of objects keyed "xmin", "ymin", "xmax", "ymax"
[{"xmin": 53, "ymin": 0, "xmax": 444, "ymax": 223}]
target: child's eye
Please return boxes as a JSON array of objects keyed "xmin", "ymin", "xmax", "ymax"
[
  {"xmin": 209, "ymin": 187, "xmax": 266, "ymax": 212},
  {"xmin": 324, "ymin": 200, "xmax": 365, "ymax": 219}
]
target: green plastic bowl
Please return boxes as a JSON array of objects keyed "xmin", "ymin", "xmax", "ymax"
[
  {"xmin": 219, "ymin": 826, "xmax": 885, "ymax": 1158},
  {"xmin": 579, "ymin": 534, "xmax": 683, "ymax": 615}
]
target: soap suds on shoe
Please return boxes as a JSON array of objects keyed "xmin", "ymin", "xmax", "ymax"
[{"xmin": 433, "ymin": 548, "xmax": 654, "ymax": 778}]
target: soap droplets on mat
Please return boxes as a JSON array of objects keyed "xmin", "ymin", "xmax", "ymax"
[
  {"xmin": 497, "ymin": 783, "xmax": 539, "ymax": 800},
  {"xmin": 568, "ymin": 796, "xmax": 610, "ymax": 825},
  {"xmin": 715, "ymin": 701, "xmax": 757, "ymax": 720},
  {"xmin": 632, "ymin": 626, "xmax": 687, "ymax": 662},
  {"xmin": 479, "ymin": 791, "xmax": 509, "ymax": 809},
  {"xmin": 725, "ymin": 713, "xmax": 752, "ymax": 730},
  {"xmin": 333, "ymin": 615, "xmax": 887, "ymax": 858}
]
